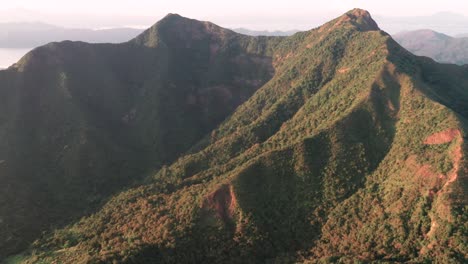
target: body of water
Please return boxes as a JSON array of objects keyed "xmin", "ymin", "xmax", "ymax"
[{"xmin": 0, "ymin": 48, "xmax": 33, "ymax": 69}]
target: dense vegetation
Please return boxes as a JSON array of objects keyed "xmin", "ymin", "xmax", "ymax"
[{"xmin": 1, "ymin": 9, "xmax": 467, "ymax": 263}]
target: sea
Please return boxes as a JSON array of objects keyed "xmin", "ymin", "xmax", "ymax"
[{"xmin": 0, "ymin": 48, "xmax": 32, "ymax": 69}]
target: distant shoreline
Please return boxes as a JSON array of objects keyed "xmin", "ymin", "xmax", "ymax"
[{"xmin": 0, "ymin": 48, "xmax": 33, "ymax": 70}]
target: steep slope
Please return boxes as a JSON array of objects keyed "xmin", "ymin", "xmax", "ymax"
[
  {"xmin": 394, "ymin": 29, "xmax": 468, "ymax": 65},
  {"xmin": 9, "ymin": 9, "xmax": 466, "ymax": 263},
  {"xmin": 0, "ymin": 14, "xmax": 279, "ymax": 258}
]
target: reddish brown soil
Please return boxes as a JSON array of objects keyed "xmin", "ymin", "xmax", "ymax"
[
  {"xmin": 416, "ymin": 164, "xmax": 440, "ymax": 178},
  {"xmin": 446, "ymin": 145, "xmax": 462, "ymax": 184},
  {"xmin": 337, "ymin": 67, "xmax": 350, "ymax": 73},
  {"xmin": 423, "ymin": 129, "xmax": 461, "ymax": 145},
  {"xmin": 203, "ymin": 184, "xmax": 237, "ymax": 223},
  {"xmin": 420, "ymin": 129, "xmax": 463, "ymax": 255},
  {"xmin": 404, "ymin": 155, "xmax": 443, "ymax": 193}
]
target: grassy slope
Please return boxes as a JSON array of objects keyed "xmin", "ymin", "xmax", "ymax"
[{"xmin": 7, "ymin": 9, "xmax": 468, "ymax": 263}]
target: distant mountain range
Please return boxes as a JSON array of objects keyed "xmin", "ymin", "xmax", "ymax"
[
  {"xmin": 394, "ymin": 29, "xmax": 468, "ymax": 65},
  {"xmin": 2, "ymin": 8, "xmax": 468, "ymax": 35},
  {"xmin": 0, "ymin": 22, "xmax": 143, "ymax": 48},
  {"xmin": 232, "ymin": 28, "xmax": 298, "ymax": 36},
  {"xmin": 375, "ymin": 11, "xmax": 468, "ymax": 36}
]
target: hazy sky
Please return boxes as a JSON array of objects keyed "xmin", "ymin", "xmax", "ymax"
[
  {"xmin": 1, "ymin": 0, "xmax": 467, "ymax": 68},
  {"xmin": 1, "ymin": 0, "xmax": 468, "ymax": 32},
  {"xmin": 3, "ymin": 0, "xmax": 468, "ymax": 16}
]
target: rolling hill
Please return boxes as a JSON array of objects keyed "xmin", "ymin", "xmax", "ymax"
[
  {"xmin": 394, "ymin": 29, "xmax": 468, "ymax": 65},
  {"xmin": 1, "ymin": 9, "xmax": 467, "ymax": 263}
]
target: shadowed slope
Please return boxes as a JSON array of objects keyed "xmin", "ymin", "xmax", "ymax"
[{"xmin": 0, "ymin": 14, "xmax": 279, "ymax": 258}]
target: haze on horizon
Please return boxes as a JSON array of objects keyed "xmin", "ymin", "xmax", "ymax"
[{"xmin": 1, "ymin": 0, "xmax": 468, "ymax": 33}]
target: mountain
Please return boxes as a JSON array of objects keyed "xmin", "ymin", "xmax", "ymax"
[
  {"xmin": 0, "ymin": 14, "xmax": 278, "ymax": 259},
  {"xmin": 232, "ymin": 28, "xmax": 298, "ymax": 36},
  {"xmin": 0, "ymin": 8, "xmax": 158, "ymax": 30},
  {"xmin": 375, "ymin": 12, "xmax": 468, "ymax": 36},
  {"xmin": 1, "ymin": 9, "xmax": 467, "ymax": 263},
  {"xmin": 456, "ymin": 33, "xmax": 468, "ymax": 38},
  {"xmin": 0, "ymin": 22, "xmax": 143, "ymax": 48},
  {"xmin": 394, "ymin": 29, "xmax": 468, "ymax": 65}
]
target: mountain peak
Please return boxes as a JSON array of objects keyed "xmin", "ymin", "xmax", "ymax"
[
  {"xmin": 159, "ymin": 13, "xmax": 185, "ymax": 22},
  {"xmin": 133, "ymin": 13, "xmax": 230, "ymax": 47},
  {"xmin": 340, "ymin": 8, "xmax": 379, "ymax": 31},
  {"xmin": 150, "ymin": 13, "xmax": 197, "ymax": 31},
  {"xmin": 346, "ymin": 8, "xmax": 372, "ymax": 17}
]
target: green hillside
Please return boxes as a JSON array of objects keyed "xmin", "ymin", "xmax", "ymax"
[{"xmin": 1, "ymin": 9, "xmax": 467, "ymax": 263}]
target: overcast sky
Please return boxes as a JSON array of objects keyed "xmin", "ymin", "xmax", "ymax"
[{"xmin": 1, "ymin": 0, "xmax": 468, "ymax": 33}]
